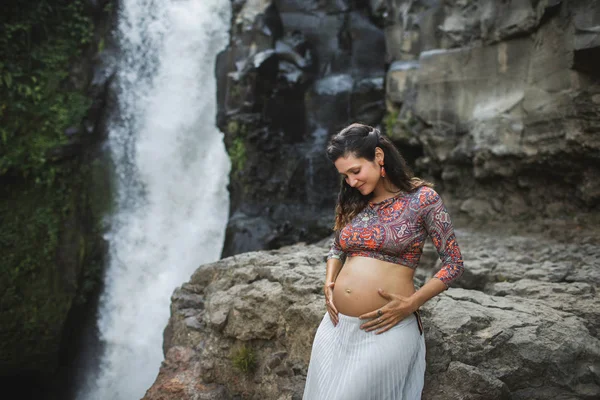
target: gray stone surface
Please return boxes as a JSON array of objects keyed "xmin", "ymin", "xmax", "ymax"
[
  {"xmin": 423, "ymin": 289, "xmax": 600, "ymax": 400},
  {"xmin": 382, "ymin": 0, "xmax": 600, "ymax": 217},
  {"xmin": 144, "ymin": 224, "xmax": 600, "ymax": 399}
]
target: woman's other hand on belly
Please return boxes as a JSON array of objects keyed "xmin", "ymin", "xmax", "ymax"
[
  {"xmin": 324, "ymin": 281, "xmax": 338, "ymax": 326},
  {"xmin": 359, "ymin": 288, "xmax": 419, "ymax": 335}
]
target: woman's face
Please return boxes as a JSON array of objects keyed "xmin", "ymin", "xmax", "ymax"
[{"xmin": 334, "ymin": 151, "xmax": 383, "ymax": 196}]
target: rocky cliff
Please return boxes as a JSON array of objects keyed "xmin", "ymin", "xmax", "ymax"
[
  {"xmin": 217, "ymin": 0, "xmax": 600, "ymax": 256},
  {"xmin": 216, "ymin": 0, "xmax": 388, "ymax": 257},
  {"xmin": 383, "ymin": 0, "xmax": 600, "ymax": 219},
  {"xmin": 143, "ymin": 221, "xmax": 600, "ymax": 399},
  {"xmin": 0, "ymin": 0, "xmax": 116, "ymax": 394}
]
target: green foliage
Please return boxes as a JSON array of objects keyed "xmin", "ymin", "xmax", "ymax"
[
  {"xmin": 0, "ymin": 1, "xmax": 107, "ymax": 372},
  {"xmin": 384, "ymin": 109, "xmax": 399, "ymax": 135},
  {"xmin": 229, "ymin": 137, "xmax": 247, "ymax": 173},
  {"xmin": 227, "ymin": 82, "xmax": 244, "ymax": 105},
  {"xmin": 0, "ymin": 0, "xmax": 93, "ymax": 183},
  {"xmin": 0, "ymin": 168, "xmax": 76, "ymax": 369},
  {"xmin": 225, "ymin": 119, "xmax": 249, "ymax": 173},
  {"xmin": 103, "ymin": 1, "xmax": 114, "ymax": 16},
  {"xmin": 231, "ymin": 344, "xmax": 257, "ymax": 373},
  {"xmin": 0, "ymin": 154, "xmax": 111, "ymax": 370},
  {"xmin": 227, "ymin": 120, "xmax": 240, "ymax": 136}
]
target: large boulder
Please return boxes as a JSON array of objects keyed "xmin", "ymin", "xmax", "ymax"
[
  {"xmin": 144, "ymin": 223, "xmax": 600, "ymax": 399},
  {"xmin": 423, "ymin": 289, "xmax": 600, "ymax": 400}
]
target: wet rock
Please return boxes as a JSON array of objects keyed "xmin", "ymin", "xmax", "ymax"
[
  {"xmin": 348, "ymin": 11, "xmax": 386, "ymax": 78},
  {"xmin": 350, "ymin": 76, "xmax": 386, "ymax": 127},
  {"xmin": 274, "ymin": 0, "xmax": 350, "ymax": 14},
  {"xmin": 218, "ymin": 1, "xmax": 387, "ymax": 257}
]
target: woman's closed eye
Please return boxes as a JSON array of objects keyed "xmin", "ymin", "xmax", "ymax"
[{"xmin": 341, "ymin": 169, "xmax": 360, "ymax": 179}]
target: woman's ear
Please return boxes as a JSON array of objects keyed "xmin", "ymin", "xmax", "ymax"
[{"xmin": 375, "ymin": 147, "xmax": 384, "ymax": 164}]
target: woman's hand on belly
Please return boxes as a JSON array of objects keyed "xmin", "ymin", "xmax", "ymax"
[
  {"xmin": 358, "ymin": 288, "xmax": 419, "ymax": 335},
  {"xmin": 331, "ymin": 257, "xmax": 416, "ymax": 318},
  {"xmin": 324, "ymin": 281, "xmax": 338, "ymax": 326}
]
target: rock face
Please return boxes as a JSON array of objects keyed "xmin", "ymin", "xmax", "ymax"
[
  {"xmin": 216, "ymin": 0, "xmax": 387, "ymax": 257},
  {"xmin": 144, "ymin": 223, "xmax": 600, "ymax": 399},
  {"xmin": 382, "ymin": 0, "xmax": 600, "ymax": 218},
  {"xmin": 218, "ymin": 0, "xmax": 600, "ymax": 257}
]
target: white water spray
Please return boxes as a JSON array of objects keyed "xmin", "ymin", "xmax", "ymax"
[{"xmin": 78, "ymin": 1, "xmax": 231, "ymax": 399}]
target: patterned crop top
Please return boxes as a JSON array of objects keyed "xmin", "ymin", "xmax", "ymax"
[{"xmin": 327, "ymin": 186, "xmax": 464, "ymax": 287}]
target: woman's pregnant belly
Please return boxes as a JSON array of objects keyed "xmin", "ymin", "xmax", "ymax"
[{"xmin": 332, "ymin": 256, "xmax": 417, "ymax": 317}]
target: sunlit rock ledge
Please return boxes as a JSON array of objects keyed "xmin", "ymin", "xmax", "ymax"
[{"xmin": 143, "ymin": 227, "xmax": 600, "ymax": 400}]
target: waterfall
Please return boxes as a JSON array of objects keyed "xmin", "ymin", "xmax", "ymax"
[{"xmin": 77, "ymin": 1, "xmax": 231, "ymax": 399}]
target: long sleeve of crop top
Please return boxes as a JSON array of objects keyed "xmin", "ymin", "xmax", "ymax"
[
  {"xmin": 326, "ymin": 230, "xmax": 347, "ymax": 264},
  {"xmin": 420, "ymin": 188, "xmax": 464, "ymax": 287}
]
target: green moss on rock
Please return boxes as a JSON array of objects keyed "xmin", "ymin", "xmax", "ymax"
[
  {"xmin": 0, "ymin": 0, "xmax": 113, "ymax": 377},
  {"xmin": 229, "ymin": 137, "xmax": 247, "ymax": 173},
  {"xmin": 0, "ymin": 168, "xmax": 76, "ymax": 373}
]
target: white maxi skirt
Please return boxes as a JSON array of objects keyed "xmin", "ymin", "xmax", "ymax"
[{"xmin": 303, "ymin": 311, "xmax": 426, "ymax": 400}]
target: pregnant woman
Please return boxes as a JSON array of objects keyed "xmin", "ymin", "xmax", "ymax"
[{"xmin": 303, "ymin": 123, "xmax": 464, "ymax": 400}]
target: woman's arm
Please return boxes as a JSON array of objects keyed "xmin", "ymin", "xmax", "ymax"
[
  {"xmin": 324, "ymin": 233, "xmax": 346, "ymax": 326},
  {"xmin": 420, "ymin": 187, "xmax": 464, "ymax": 288},
  {"xmin": 325, "ymin": 230, "xmax": 346, "ymax": 284},
  {"xmin": 408, "ymin": 277, "xmax": 447, "ymax": 309},
  {"xmin": 325, "ymin": 257, "xmax": 343, "ymax": 285}
]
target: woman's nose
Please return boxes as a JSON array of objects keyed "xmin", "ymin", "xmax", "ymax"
[{"xmin": 348, "ymin": 177, "xmax": 358, "ymax": 187}]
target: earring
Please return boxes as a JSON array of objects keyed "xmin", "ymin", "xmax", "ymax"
[{"xmin": 380, "ymin": 165, "xmax": 386, "ymax": 178}]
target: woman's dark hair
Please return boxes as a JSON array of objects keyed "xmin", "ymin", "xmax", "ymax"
[{"xmin": 326, "ymin": 123, "xmax": 432, "ymax": 230}]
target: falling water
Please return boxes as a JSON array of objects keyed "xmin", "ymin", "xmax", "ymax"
[{"xmin": 77, "ymin": 1, "xmax": 231, "ymax": 399}]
